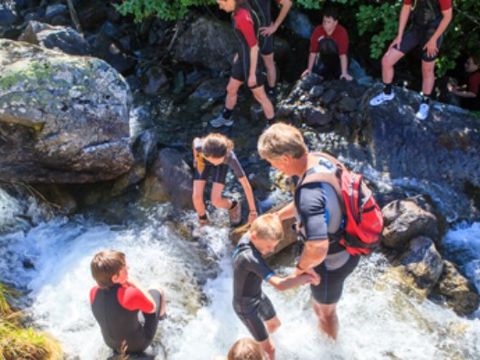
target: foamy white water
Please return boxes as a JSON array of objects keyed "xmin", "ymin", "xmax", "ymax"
[{"xmin": 0, "ymin": 189, "xmax": 479, "ymax": 359}]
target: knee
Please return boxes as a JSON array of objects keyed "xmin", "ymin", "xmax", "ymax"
[
  {"xmin": 211, "ymin": 194, "xmax": 223, "ymax": 208},
  {"xmin": 267, "ymin": 319, "xmax": 281, "ymax": 334},
  {"xmin": 226, "ymin": 83, "xmax": 238, "ymax": 96},
  {"xmin": 382, "ymin": 54, "xmax": 392, "ymax": 68}
]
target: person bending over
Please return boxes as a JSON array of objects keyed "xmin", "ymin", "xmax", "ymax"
[
  {"xmin": 369, "ymin": 0, "xmax": 453, "ymax": 120},
  {"xmin": 232, "ymin": 214, "xmax": 315, "ymax": 359},
  {"xmin": 250, "ymin": 0, "xmax": 293, "ymax": 98},
  {"xmin": 302, "ymin": 7, "xmax": 352, "ymax": 81},
  {"xmin": 90, "ymin": 250, "xmax": 167, "ymax": 355},
  {"xmin": 192, "ymin": 133, "xmax": 257, "ymax": 226},
  {"xmin": 211, "ymin": 0, "xmax": 275, "ymax": 128},
  {"xmin": 447, "ymin": 55, "xmax": 480, "ymax": 111}
]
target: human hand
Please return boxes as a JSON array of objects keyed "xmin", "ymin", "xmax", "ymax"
[
  {"xmin": 248, "ymin": 74, "xmax": 257, "ymax": 88},
  {"xmin": 304, "ymin": 268, "xmax": 321, "ymax": 286},
  {"xmin": 260, "ymin": 24, "xmax": 277, "ymax": 37},
  {"xmin": 423, "ymin": 39, "xmax": 438, "ymax": 58},
  {"xmin": 248, "ymin": 210, "xmax": 258, "ymax": 224},
  {"xmin": 301, "ymin": 69, "xmax": 311, "ymax": 78},
  {"xmin": 388, "ymin": 35, "xmax": 402, "ymax": 53},
  {"xmin": 340, "ymin": 73, "xmax": 353, "ymax": 81},
  {"xmin": 198, "ymin": 214, "xmax": 209, "ymax": 226}
]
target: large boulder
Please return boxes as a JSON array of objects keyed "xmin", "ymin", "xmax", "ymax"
[
  {"xmin": 0, "ymin": 39, "xmax": 134, "ymax": 183},
  {"xmin": 19, "ymin": 21, "xmax": 91, "ymax": 56},
  {"xmin": 382, "ymin": 199, "xmax": 439, "ymax": 249},
  {"xmin": 433, "ymin": 260, "xmax": 479, "ymax": 315},
  {"xmin": 142, "ymin": 148, "xmax": 193, "ymax": 209},
  {"xmin": 278, "ymin": 76, "xmax": 480, "ymax": 221},
  {"xmin": 173, "ymin": 17, "xmax": 237, "ymax": 72}
]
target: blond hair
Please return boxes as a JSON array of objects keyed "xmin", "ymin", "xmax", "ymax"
[
  {"xmin": 91, "ymin": 250, "xmax": 126, "ymax": 288},
  {"xmin": 257, "ymin": 122, "xmax": 307, "ymax": 160},
  {"xmin": 250, "ymin": 213, "xmax": 283, "ymax": 241},
  {"xmin": 202, "ymin": 133, "xmax": 234, "ymax": 159},
  {"xmin": 227, "ymin": 338, "xmax": 266, "ymax": 360}
]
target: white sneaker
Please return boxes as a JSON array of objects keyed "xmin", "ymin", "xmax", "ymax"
[
  {"xmin": 210, "ymin": 114, "xmax": 234, "ymax": 128},
  {"xmin": 369, "ymin": 91, "xmax": 395, "ymax": 106},
  {"xmin": 415, "ymin": 103, "xmax": 430, "ymax": 120}
]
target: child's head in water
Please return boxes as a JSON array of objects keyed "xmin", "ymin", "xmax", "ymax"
[{"xmin": 227, "ymin": 338, "xmax": 267, "ymax": 360}]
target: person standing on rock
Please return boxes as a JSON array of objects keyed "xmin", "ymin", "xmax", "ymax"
[
  {"xmin": 211, "ymin": 0, "xmax": 275, "ymax": 128},
  {"xmin": 249, "ymin": 0, "xmax": 293, "ymax": 99},
  {"xmin": 192, "ymin": 133, "xmax": 257, "ymax": 226},
  {"xmin": 369, "ymin": 0, "xmax": 453, "ymax": 120},
  {"xmin": 302, "ymin": 7, "xmax": 353, "ymax": 81},
  {"xmin": 257, "ymin": 123, "xmax": 360, "ymax": 340}
]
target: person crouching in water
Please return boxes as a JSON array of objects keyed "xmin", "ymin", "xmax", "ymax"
[
  {"xmin": 210, "ymin": 0, "xmax": 275, "ymax": 128},
  {"xmin": 89, "ymin": 250, "xmax": 167, "ymax": 355},
  {"xmin": 192, "ymin": 133, "xmax": 257, "ymax": 226},
  {"xmin": 232, "ymin": 214, "xmax": 316, "ymax": 359}
]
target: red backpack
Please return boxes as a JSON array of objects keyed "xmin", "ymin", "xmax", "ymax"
[{"xmin": 297, "ymin": 152, "xmax": 384, "ymax": 256}]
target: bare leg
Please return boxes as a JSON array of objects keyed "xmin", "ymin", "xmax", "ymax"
[
  {"xmin": 192, "ymin": 180, "xmax": 207, "ymax": 216},
  {"xmin": 251, "ymin": 86, "xmax": 275, "ymax": 119},
  {"xmin": 265, "ymin": 316, "xmax": 281, "ymax": 334},
  {"xmin": 210, "ymin": 182, "xmax": 232, "ymax": 209},
  {"xmin": 421, "ymin": 60, "xmax": 436, "ymax": 95},
  {"xmin": 258, "ymin": 337, "xmax": 275, "ymax": 360},
  {"xmin": 157, "ymin": 288, "xmax": 166, "ymax": 317},
  {"xmin": 382, "ymin": 48, "xmax": 406, "ymax": 85},
  {"xmin": 262, "ymin": 53, "xmax": 276, "ymax": 88},
  {"xmin": 312, "ymin": 302, "xmax": 338, "ymax": 340},
  {"xmin": 225, "ymin": 77, "xmax": 243, "ymax": 111}
]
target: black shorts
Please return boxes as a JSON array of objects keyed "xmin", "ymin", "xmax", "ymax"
[
  {"xmin": 311, "ymin": 254, "xmax": 359, "ymax": 305},
  {"xmin": 260, "ymin": 34, "xmax": 274, "ymax": 56},
  {"xmin": 234, "ymin": 293, "xmax": 276, "ymax": 342},
  {"xmin": 193, "ymin": 163, "xmax": 228, "ymax": 185},
  {"xmin": 231, "ymin": 58, "xmax": 266, "ymax": 88},
  {"xmin": 395, "ymin": 25, "xmax": 444, "ymax": 62}
]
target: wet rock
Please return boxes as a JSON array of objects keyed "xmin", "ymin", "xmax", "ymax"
[
  {"xmin": 89, "ymin": 31, "xmax": 136, "ymax": 74},
  {"xmin": 309, "ymin": 85, "xmax": 324, "ymax": 99},
  {"xmin": 19, "ymin": 21, "xmax": 91, "ymax": 56},
  {"xmin": 141, "ymin": 66, "xmax": 168, "ymax": 95},
  {"xmin": 174, "ymin": 17, "xmax": 237, "ymax": 71},
  {"xmin": 397, "ymin": 236, "xmax": 444, "ymax": 294},
  {"xmin": 321, "ymin": 89, "xmax": 337, "ymax": 105},
  {"xmin": 300, "ymin": 73, "xmax": 322, "ymax": 91},
  {"xmin": 33, "ymin": 184, "xmax": 77, "ymax": 215},
  {"xmin": 382, "ymin": 199, "xmax": 439, "ymax": 249},
  {"xmin": 433, "ymin": 260, "xmax": 480, "ymax": 315},
  {"xmin": 337, "ymin": 96, "xmax": 357, "ymax": 112},
  {"xmin": 44, "ymin": 4, "xmax": 67, "ymax": 21},
  {"xmin": 0, "ymin": 39, "xmax": 134, "ymax": 183},
  {"xmin": 142, "ymin": 148, "xmax": 193, "ymax": 209},
  {"xmin": 0, "ymin": 4, "xmax": 18, "ymax": 26},
  {"xmin": 305, "ymin": 108, "xmax": 333, "ymax": 127},
  {"xmin": 190, "ymin": 78, "xmax": 227, "ymax": 101}
]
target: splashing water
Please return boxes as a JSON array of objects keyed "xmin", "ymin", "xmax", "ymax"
[{"xmin": 0, "ymin": 191, "xmax": 479, "ymax": 359}]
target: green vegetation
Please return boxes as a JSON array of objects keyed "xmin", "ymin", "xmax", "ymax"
[
  {"xmin": 114, "ymin": 0, "xmax": 480, "ymax": 76},
  {"xmin": 0, "ymin": 283, "xmax": 62, "ymax": 360}
]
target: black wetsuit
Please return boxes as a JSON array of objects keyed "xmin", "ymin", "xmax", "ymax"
[
  {"xmin": 91, "ymin": 285, "xmax": 162, "ymax": 354},
  {"xmin": 294, "ymin": 156, "xmax": 359, "ymax": 304},
  {"xmin": 232, "ymin": 235, "xmax": 276, "ymax": 341},
  {"xmin": 249, "ymin": 0, "xmax": 276, "ymax": 55}
]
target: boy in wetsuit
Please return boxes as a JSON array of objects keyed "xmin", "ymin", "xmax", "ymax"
[
  {"xmin": 89, "ymin": 250, "xmax": 167, "ymax": 355},
  {"xmin": 232, "ymin": 214, "xmax": 315, "ymax": 359}
]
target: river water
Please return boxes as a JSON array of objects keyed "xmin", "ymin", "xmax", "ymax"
[{"xmin": 0, "ymin": 187, "xmax": 479, "ymax": 360}]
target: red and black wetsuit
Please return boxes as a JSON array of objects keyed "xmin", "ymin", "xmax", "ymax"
[
  {"xmin": 249, "ymin": 0, "xmax": 282, "ymax": 55},
  {"xmin": 90, "ymin": 284, "xmax": 162, "ymax": 354},
  {"xmin": 396, "ymin": 0, "xmax": 452, "ymax": 62},
  {"xmin": 231, "ymin": 5, "xmax": 266, "ymax": 87}
]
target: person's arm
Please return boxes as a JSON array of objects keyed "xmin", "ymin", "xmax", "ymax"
[
  {"xmin": 125, "ymin": 278, "xmax": 156, "ymax": 314},
  {"xmin": 238, "ymin": 176, "xmax": 257, "ymax": 223},
  {"xmin": 260, "ymin": 0, "xmax": 293, "ymax": 37},
  {"xmin": 388, "ymin": 4, "xmax": 412, "ymax": 51},
  {"xmin": 295, "ymin": 240, "xmax": 329, "ymax": 274},
  {"xmin": 302, "ymin": 52, "xmax": 317, "ymax": 77},
  {"xmin": 248, "ymin": 44, "xmax": 260, "ymax": 88},
  {"xmin": 424, "ymin": 8, "xmax": 453, "ymax": 58},
  {"xmin": 451, "ymin": 89, "xmax": 477, "ymax": 98},
  {"xmin": 339, "ymin": 54, "xmax": 352, "ymax": 81},
  {"xmin": 267, "ymin": 272, "xmax": 313, "ymax": 291},
  {"xmin": 192, "ymin": 139, "xmax": 208, "ymax": 224},
  {"xmin": 273, "ymin": 201, "xmax": 296, "ymax": 221}
]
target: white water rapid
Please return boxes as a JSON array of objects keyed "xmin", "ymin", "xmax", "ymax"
[{"xmin": 0, "ymin": 188, "xmax": 479, "ymax": 359}]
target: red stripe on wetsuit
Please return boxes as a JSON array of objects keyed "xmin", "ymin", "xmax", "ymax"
[
  {"xmin": 90, "ymin": 285, "xmax": 154, "ymax": 313},
  {"xmin": 234, "ymin": 8, "xmax": 257, "ymax": 48}
]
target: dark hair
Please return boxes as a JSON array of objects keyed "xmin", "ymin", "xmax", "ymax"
[
  {"xmin": 202, "ymin": 133, "xmax": 234, "ymax": 159},
  {"xmin": 91, "ymin": 250, "xmax": 126, "ymax": 288},
  {"xmin": 323, "ymin": 6, "xmax": 340, "ymax": 21}
]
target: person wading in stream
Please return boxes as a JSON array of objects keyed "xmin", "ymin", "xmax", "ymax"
[
  {"xmin": 369, "ymin": 0, "xmax": 453, "ymax": 120},
  {"xmin": 89, "ymin": 250, "xmax": 167, "ymax": 355},
  {"xmin": 249, "ymin": 0, "xmax": 293, "ymax": 99},
  {"xmin": 210, "ymin": 0, "xmax": 275, "ymax": 128},
  {"xmin": 192, "ymin": 133, "xmax": 257, "ymax": 226},
  {"xmin": 257, "ymin": 123, "xmax": 363, "ymax": 340}
]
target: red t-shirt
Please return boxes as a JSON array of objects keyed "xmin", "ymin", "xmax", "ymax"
[
  {"xmin": 403, "ymin": 0, "xmax": 452, "ymax": 11},
  {"xmin": 309, "ymin": 24, "xmax": 349, "ymax": 55},
  {"xmin": 468, "ymin": 72, "xmax": 480, "ymax": 96},
  {"xmin": 234, "ymin": 8, "xmax": 257, "ymax": 48},
  {"xmin": 90, "ymin": 285, "xmax": 154, "ymax": 313}
]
